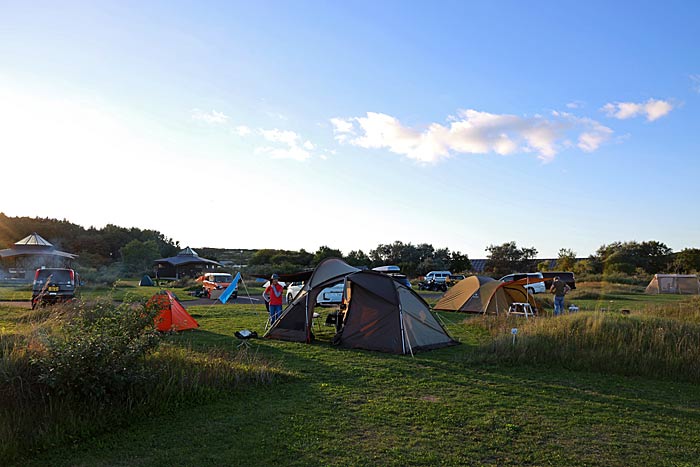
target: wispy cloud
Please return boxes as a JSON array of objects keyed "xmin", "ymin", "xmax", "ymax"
[
  {"xmin": 234, "ymin": 125, "xmax": 252, "ymax": 136},
  {"xmin": 691, "ymin": 74, "xmax": 700, "ymax": 94},
  {"xmin": 191, "ymin": 109, "xmax": 318, "ymax": 161},
  {"xmin": 257, "ymin": 128, "xmax": 311, "ymax": 161},
  {"xmin": 566, "ymin": 100, "xmax": 585, "ymax": 109},
  {"xmin": 601, "ymin": 98, "xmax": 674, "ymax": 121},
  {"xmin": 331, "ymin": 109, "xmax": 612, "ymax": 163},
  {"xmin": 191, "ymin": 108, "xmax": 230, "ymax": 124}
]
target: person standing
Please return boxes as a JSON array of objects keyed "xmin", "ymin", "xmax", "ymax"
[
  {"xmin": 550, "ymin": 276, "xmax": 571, "ymax": 316},
  {"xmin": 263, "ymin": 273, "xmax": 284, "ymax": 324}
]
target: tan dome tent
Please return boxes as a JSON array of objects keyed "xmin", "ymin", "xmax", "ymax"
[
  {"xmin": 333, "ymin": 270, "xmax": 456, "ymax": 354},
  {"xmin": 645, "ymin": 274, "xmax": 700, "ymax": 294},
  {"xmin": 433, "ymin": 275, "xmax": 537, "ymax": 314},
  {"xmin": 265, "ymin": 257, "xmax": 360, "ymax": 343}
]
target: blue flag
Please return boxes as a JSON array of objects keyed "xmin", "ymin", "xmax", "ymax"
[{"xmin": 219, "ymin": 272, "xmax": 241, "ymax": 304}]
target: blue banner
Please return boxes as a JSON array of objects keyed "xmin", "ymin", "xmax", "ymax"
[{"xmin": 219, "ymin": 272, "xmax": 241, "ymax": 304}]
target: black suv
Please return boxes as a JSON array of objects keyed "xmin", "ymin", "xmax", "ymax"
[{"xmin": 31, "ymin": 268, "xmax": 80, "ymax": 309}]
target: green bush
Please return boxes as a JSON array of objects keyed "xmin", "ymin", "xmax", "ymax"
[
  {"xmin": 78, "ymin": 263, "xmax": 124, "ymax": 285},
  {"xmin": 576, "ymin": 272, "xmax": 649, "ymax": 286},
  {"xmin": 1, "ymin": 301, "xmax": 283, "ymax": 463},
  {"xmin": 31, "ymin": 299, "xmax": 161, "ymax": 400}
]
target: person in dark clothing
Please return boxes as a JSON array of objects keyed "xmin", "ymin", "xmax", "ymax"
[{"xmin": 550, "ymin": 276, "xmax": 571, "ymax": 316}]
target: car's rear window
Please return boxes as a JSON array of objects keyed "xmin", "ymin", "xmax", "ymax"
[
  {"xmin": 211, "ymin": 275, "xmax": 232, "ymax": 283},
  {"xmin": 35, "ymin": 269, "xmax": 72, "ymax": 284}
]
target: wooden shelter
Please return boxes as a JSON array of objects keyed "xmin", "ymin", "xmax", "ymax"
[{"xmin": 0, "ymin": 233, "xmax": 77, "ymax": 281}]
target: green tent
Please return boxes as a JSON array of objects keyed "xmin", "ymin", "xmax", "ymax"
[{"xmin": 139, "ymin": 274, "xmax": 155, "ymax": 286}]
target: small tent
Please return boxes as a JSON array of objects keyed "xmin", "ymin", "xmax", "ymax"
[
  {"xmin": 265, "ymin": 257, "xmax": 360, "ymax": 343},
  {"xmin": 139, "ymin": 274, "xmax": 154, "ymax": 286},
  {"xmin": 433, "ymin": 275, "xmax": 536, "ymax": 314},
  {"xmin": 334, "ymin": 270, "xmax": 456, "ymax": 354},
  {"xmin": 147, "ymin": 290, "xmax": 199, "ymax": 331},
  {"xmin": 645, "ymin": 274, "xmax": 700, "ymax": 295}
]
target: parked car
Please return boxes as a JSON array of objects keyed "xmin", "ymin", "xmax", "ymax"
[
  {"xmin": 200, "ymin": 272, "xmax": 237, "ymax": 299},
  {"xmin": 31, "ymin": 267, "xmax": 80, "ymax": 309},
  {"xmin": 286, "ymin": 281, "xmax": 304, "ymax": 302},
  {"xmin": 388, "ymin": 274, "xmax": 412, "ymax": 288},
  {"xmin": 372, "ymin": 265, "xmax": 411, "ymax": 288},
  {"xmin": 317, "ymin": 282, "xmax": 345, "ymax": 306},
  {"xmin": 541, "ymin": 271, "xmax": 577, "ymax": 290},
  {"xmin": 424, "ymin": 271, "xmax": 452, "ymax": 284},
  {"xmin": 447, "ymin": 274, "xmax": 465, "ymax": 286},
  {"xmin": 418, "ymin": 279, "xmax": 447, "ymax": 292},
  {"xmin": 499, "ymin": 272, "xmax": 546, "ymax": 294}
]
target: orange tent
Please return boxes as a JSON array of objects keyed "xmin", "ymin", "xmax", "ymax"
[{"xmin": 147, "ymin": 290, "xmax": 199, "ymax": 332}]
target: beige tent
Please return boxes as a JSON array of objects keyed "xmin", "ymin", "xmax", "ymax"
[
  {"xmin": 433, "ymin": 275, "xmax": 537, "ymax": 314},
  {"xmin": 645, "ymin": 274, "xmax": 700, "ymax": 294}
]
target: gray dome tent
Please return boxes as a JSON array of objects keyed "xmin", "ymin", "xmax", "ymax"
[
  {"xmin": 265, "ymin": 259, "xmax": 455, "ymax": 354},
  {"xmin": 334, "ymin": 270, "xmax": 456, "ymax": 354},
  {"xmin": 265, "ymin": 257, "xmax": 360, "ymax": 343}
]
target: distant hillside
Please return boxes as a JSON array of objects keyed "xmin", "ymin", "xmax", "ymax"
[{"xmin": 193, "ymin": 248, "xmax": 257, "ymax": 267}]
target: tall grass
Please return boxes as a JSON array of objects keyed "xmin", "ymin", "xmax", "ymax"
[
  {"xmin": 464, "ymin": 300, "xmax": 700, "ymax": 382},
  {"xmin": 0, "ymin": 300, "xmax": 284, "ymax": 464}
]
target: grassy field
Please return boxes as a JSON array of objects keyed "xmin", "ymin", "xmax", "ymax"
[
  {"xmin": 3, "ymin": 285, "xmax": 700, "ymax": 466},
  {"xmin": 0, "ymin": 280, "xmax": 200, "ymax": 302}
]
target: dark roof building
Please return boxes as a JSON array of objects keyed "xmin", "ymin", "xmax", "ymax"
[
  {"xmin": 0, "ymin": 233, "xmax": 78, "ymax": 280},
  {"xmin": 153, "ymin": 247, "xmax": 222, "ymax": 279}
]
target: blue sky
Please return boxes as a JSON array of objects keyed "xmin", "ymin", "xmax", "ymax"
[{"xmin": 1, "ymin": 1, "xmax": 699, "ymax": 258}]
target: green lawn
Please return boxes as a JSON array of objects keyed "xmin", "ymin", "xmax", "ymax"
[
  {"xmin": 11, "ymin": 293, "xmax": 700, "ymax": 467},
  {"xmin": 0, "ymin": 280, "xmax": 199, "ymax": 302}
]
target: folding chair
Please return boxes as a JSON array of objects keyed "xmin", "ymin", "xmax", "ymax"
[{"xmin": 234, "ymin": 330, "xmax": 257, "ymax": 349}]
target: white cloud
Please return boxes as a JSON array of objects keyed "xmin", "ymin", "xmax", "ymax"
[
  {"xmin": 191, "ymin": 108, "xmax": 230, "ymax": 124},
  {"xmin": 259, "ymin": 128, "xmax": 299, "ymax": 145},
  {"xmin": 330, "ymin": 117, "xmax": 356, "ymax": 143},
  {"xmin": 331, "ymin": 117, "xmax": 355, "ymax": 134},
  {"xmin": 256, "ymin": 145, "xmax": 311, "ymax": 161},
  {"xmin": 234, "ymin": 125, "xmax": 252, "ymax": 136},
  {"xmin": 331, "ymin": 109, "xmax": 612, "ymax": 163},
  {"xmin": 256, "ymin": 128, "xmax": 311, "ymax": 161},
  {"xmin": 601, "ymin": 98, "xmax": 674, "ymax": 121},
  {"xmin": 691, "ymin": 74, "xmax": 700, "ymax": 94},
  {"xmin": 566, "ymin": 100, "xmax": 585, "ymax": 109}
]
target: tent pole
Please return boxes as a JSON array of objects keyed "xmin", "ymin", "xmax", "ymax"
[
  {"xmin": 399, "ymin": 306, "xmax": 414, "ymax": 357},
  {"xmin": 239, "ymin": 275, "xmax": 254, "ymax": 304},
  {"xmin": 305, "ymin": 293, "xmax": 311, "ymax": 343}
]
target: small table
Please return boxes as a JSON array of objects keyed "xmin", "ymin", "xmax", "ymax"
[{"xmin": 508, "ymin": 302, "xmax": 535, "ymax": 318}]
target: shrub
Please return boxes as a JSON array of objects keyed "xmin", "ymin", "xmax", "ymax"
[
  {"xmin": 78, "ymin": 263, "xmax": 123, "ymax": 285},
  {"xmin": 1, "ymin": 301, "xmax": 283, "ymax": 464},
  {"xmin": 30, "ymin": 299, "xmax": 161, "ymax": 401}
]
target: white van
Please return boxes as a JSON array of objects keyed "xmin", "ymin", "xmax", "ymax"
[
  {"xmin": 425, "ymin": 271, "xmax": 452, "ymax": 284},
  {"xmin": 499, "ymin": 272, "xmax": 546, "ymax": 294}
]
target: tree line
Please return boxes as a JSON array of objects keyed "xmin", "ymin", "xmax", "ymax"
[
  {"xmin": 245, "ymin": 241, "xmax": 471, "ymax": 278},
  {"xmin": 1, "ymin": 214, "xmax": 699, "ymax": 279},
  {"xmin": 0, "ymin": 213, "xmax": 180, "ymax": 274}
]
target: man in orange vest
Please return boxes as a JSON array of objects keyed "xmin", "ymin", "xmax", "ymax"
[{"xmin": 263, "ymin": 273, "xmax": 284, "ymax": 323}]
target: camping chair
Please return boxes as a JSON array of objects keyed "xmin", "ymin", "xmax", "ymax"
[{"xmin": 234, "ymin": 330, "xmax": 257, "ymax": 349}]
